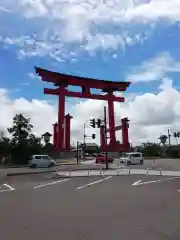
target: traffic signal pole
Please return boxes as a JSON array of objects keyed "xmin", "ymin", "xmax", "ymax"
[
  {"xmin": 83, "ymin": 120, "xmax": 88, "ymax": 157},
  {"xmin": 76, "ymin": 141, "xmax": 79, "ymax": 164},
  {"xmin": 104, "ymin": 106, "xmax": 109, "ymax": 170}
]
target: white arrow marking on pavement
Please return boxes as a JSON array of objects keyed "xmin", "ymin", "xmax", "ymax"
[
  {"xmin": 132, "ymin": 177, "xmax": 180, "ymax": 186},
  {"xmin": 132, "ymin": 180, "xmax": 142, "ymax": 186},
  {"xmin": 76, "ymin": 176, "xmax": 112, "ymax": 190},
  {"xmin": 0, "ymin": 184, "xmax": 15, "ymax": 192},
  {"xmin": 3, "ymin": 184, "xmax": 15, "ymax": 191},
  {"xmin": 34, "ymin": 178, "xmax": 70, "ymax": 189}
]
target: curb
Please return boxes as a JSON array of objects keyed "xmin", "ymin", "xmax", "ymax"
[
  {"xmin": 0, "ymin": 163, "xmax": 77, "ymax": 169},
  {"xmin": 7, "ymin": 170, "xmax": 56, "ymax": 176},
  {"xmin": 6, "ymin": 167, "xmax": 107, "ymax": 177}
]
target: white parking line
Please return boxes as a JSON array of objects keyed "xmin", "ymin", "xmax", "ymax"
[
  {"xmin": 0, "ymin": 184, "xmax": 15, "ymax": 192},
  {"xmin": 3, "ymin": 184, "xmax": 15, "ymax": 191},
  {"xmin": 34, "ymin": 178, "xmax": 70, "ymax": 189},
  {"xmin": 76, "ymin": 176, "xmax": 112, "ymax": 190}
]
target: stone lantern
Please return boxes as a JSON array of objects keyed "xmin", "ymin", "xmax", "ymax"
[
  {"xmin": 42, "ymin": 132, "xmax": 52, "ymax": 145},
  {"xmin": 159, "ymin": 135, "xmax": 168, "ymax": 145}
]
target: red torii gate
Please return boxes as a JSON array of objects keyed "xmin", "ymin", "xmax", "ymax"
[{"xmin": 35, "ymin": 67, "xmax": 131, "ymax": 152}]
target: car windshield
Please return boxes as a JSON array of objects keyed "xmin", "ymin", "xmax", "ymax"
[
  {"xmin": 123, "ymin": 153, "xmax": 141, "ymax": 157},
  {"xmin": 122, "ymin": 153, "xmax": 131, "ymax": 157},
  {"xmin": 42, "ymin": 156, "xmax": 51, "ymax": 160}
]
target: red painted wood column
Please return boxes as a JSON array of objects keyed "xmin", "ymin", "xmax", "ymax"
[
  {"xmin": 53, "ymin": 122, "xmax": 58, "ymax": 149},
  {"xmin": 108, "ymin": 93, "xmax": 116, "ymax": 150},
  {"xmin": 64, "ymin": 114, "xmax": 73, "ymax": 151},
  {"xmin": 122, "ymin": 118, "xmax": 129, "ymax": 151},
  {"xmin": 57, "ymin": 86, "xmax": 66, "ymax": 151},
  {"xmin": 100, "ymin": 126, "xmax": 106, "ymax": 151}
]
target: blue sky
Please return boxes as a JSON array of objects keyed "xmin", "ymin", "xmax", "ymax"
[
  {"xmin": 0, "ymin": 0, "xmax": 180, "ymax": 103},
  {"xmin": 1, "ymin": 0, "xmax": 180, "ymax": 144}
]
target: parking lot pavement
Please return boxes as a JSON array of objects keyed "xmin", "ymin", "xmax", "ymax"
[
  {"xmin": 134, "ymin": 158, "xmax": 180, "ymax": 171},
  {"xmin": 0, "ymin": 174, "xmax": 180, "ymax": 240},
  {"xmin": 0, "ymin": 164, "xmax": 101, "ymax": 176},
  {"xmin": 82, "ymin": 158, "xmax": 180, "ymax": 171}
]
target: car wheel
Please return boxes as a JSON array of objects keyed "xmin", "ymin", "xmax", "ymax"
[
  {"xmin": 49, "ymin": 163, "xmax": 55, "ymax": 168},
  {"xmin": 140, "ymin": 160, "xmax": 143, "ymax": 165},
  {"xmin": 31, "ymin": 163, "xmax": 37, "ymax": 168}
]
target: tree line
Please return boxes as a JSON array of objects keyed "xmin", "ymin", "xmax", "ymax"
[
  {"xmin": 0, "ymin": 114, "xmax": 53, "ymax": 165},
  {"xmin": 1, "ymin": 114, "xmax": 180, "ymax": 165}
]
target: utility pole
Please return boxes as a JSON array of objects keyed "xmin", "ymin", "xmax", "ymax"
[
  {"xmin": 168, "ymin": 129, "xmax": 171, "ymax": 146},
  {"xmin": 83, "ymin": 121, "xmax": 88, "ymax": 157},
  {"xmin": 104, "ymin": 106, "xmax": 108, "ymax": 170},
  {"xmin": 76, "ymin": 141, "xmax": 79, "ymax": 164}
]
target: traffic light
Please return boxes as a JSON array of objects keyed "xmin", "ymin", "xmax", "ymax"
[
  {"xmin": 96, "ymin": 118, "xmax": 101, "ymax": 128},
  {"xmin": 90, "ymin": 119, "xmax": 96, "ymax": 128},
  {"xmin": 122, "ymin": 117, "xmax": 128, "ymax": 123},
  {"xmin": 174, "ymin": 132, "xmax": 177, "ymax": 138},
  {"xmin": 92, "ymin": 134, "xmax": 96, "ymax": 139},
  {"xmin": 174, "ymin": 132, "xmax": 180, "ymax": 138}
]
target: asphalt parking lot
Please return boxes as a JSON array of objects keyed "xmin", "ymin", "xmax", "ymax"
[
  {"xmin": 137, "ymin": 158, "xmax": 180, "ymax": 170},
  {"xmin": 0, "ymin": 173, "xmax": 180, "ymax": 240},
  {"xmin": 1, "ymin": 158, "xmax": 180, "ymax": 177},
  {"xmin": 84, "ymin": 158, "xmax": 180, "ymax": 171}
]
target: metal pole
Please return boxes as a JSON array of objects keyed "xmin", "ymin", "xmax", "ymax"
[
  {"xmin": 83, "ymin": 121, "xmax": 88, "ymax": 157},
  {"xmin": 168, "ymin": 129, "xmax": 171, "ymax": 146},
  {"xmin": 104, "ymin": 106, "xmax": 108, "ymax": 170},
  {"xmin": 84, "ymin": 124, "xmax": 86, "ymax": 145},
  {"xmin": 76, "ymin": 141, "xmax": 79, "ymax": 164}
]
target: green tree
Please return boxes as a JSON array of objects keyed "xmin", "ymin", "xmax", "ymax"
[
  {"xmin": 0, "ymin": 137, "xmax": 11, "ymax": 164},
  {"xmin": 8, "ymin": 114, "xmax": 34, "ymax": 164},
  {"xmin": 28, "ymin": 134, "xmax": 43, "ymax": 156},
  {"xmin": 140, "ymin": 142, "xmax": 162, "ymax": 157},
  {"xmin": 8, "ymin": 114, "xmax": 33, "ymax": 144}
]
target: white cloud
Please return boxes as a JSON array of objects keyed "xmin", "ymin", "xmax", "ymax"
[
  {"xmin": 127, "ymin": 52, "xmax": 180, "ymax": 82},
  {"xmin": 12, "ymin": 0, "xmax": 180, "ymax": 24},
  {"xmin": 1, "ymin": 78, "xmax": 180, "ymax": 146},
  {"xmin": 28, "ymin": 72, "xmax": 40, "ymax": 79},
  {"xmin": 0, "ymin": 35, "xmax": 66, "ymax": 61},
  {"xmin": 84, "ymin": 33, "xmax": 147, "ymax": 52},
  {"xmin": 1, "ymin": 0, "xmax": 180, "ymax": 59},
  {"xmin": 0, "ymin": 88, "xmax": 57, "ymax": 138}
]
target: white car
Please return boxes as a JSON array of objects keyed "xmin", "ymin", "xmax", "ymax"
[
  {"xmin": 28, "ymin": 155, "xmax": 56, "ymax": 168},
  {"xmin": 120, "ymin": 152, "xmax": 144, "ymax": 165}
]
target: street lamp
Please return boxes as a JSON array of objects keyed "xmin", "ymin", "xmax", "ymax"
[
  {"xmin": 42, "ymin": 132, "xmax": 52, "ymax": 145},
  {"xmin": 159, "ymin": 134, "xmax": 168, "ymax": 145}
]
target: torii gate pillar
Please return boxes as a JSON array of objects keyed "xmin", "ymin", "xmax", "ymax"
[{"xmin": 65, "ymin": 114, "xmax": 73, "ymax": 151}]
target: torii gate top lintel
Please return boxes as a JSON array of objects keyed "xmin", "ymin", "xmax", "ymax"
[{"xmin": 35, "ymin": 67, "xmax": 131, "ymax": 92}]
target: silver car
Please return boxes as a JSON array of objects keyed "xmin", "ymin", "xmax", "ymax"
[
  {"xmin": 28, "ymin": 155, "xmax": 56, "ymax": 168},
  {"xmin": 119, "ymin": 152, "xmax": 144, "ymax": 165}
]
